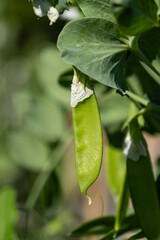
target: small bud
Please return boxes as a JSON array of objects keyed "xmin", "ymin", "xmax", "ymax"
[{"xmin": 47, "ymin": 7, "xmax": 59, "ymax": 25}]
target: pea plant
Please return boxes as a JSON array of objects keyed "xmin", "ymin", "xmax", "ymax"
[{"xmin": 31, "ymin": 0, "xmax": 160, "ymax": 239}]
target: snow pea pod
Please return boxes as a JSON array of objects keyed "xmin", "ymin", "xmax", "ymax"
[
  {"xmin": 72, "ymin": 71, "xmax": 103, "ymax": 199},
  {"xmin": 125, "ymin": 120, "xmax": 160, "ymax": 240}
]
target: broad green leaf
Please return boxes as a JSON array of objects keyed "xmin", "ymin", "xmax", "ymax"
[
  {"xmin": 70, "ymin": 214, "xmax": 138, "ymax": 237},
  {"xmin": 0, "ymin": 188, "xmax": 18, "ymax": 240},
  {"xmin": 58, "ymin": 18, "xmax": 128, "ymax": 92},
  {"xmin": 6, "ymin": 129, "xmax": 50, "ymax": 171},
  {"xmin": 77, "ymin": 0, "xmax": 116, "ymax": 23},
  {"xmin": 128, "ymin": 231, "xmax": 145, "ymax": 240},
  {"xmin": 112, "ymin": 0, "xmax": 158, "ymax": 35},
  {"xmin": 101, "ymin": 215, "xmax": 139, "ymax": 240},
  {"xmin": 126, "ymin": 120, "xmax": 160, "ymax": 240},
  {"xmin": 105, "ymin": 145, "xmax": 125, "ymax": 195},
  {"xmin": 13, "ymin": 91, "xmax": 65, "ymax": 142},
  {"xmin": 34, "ymin": 46, "xmax": 70, "ymax": 107},
  {"xmin": 55, "ymin": 0, "xmax": 69, "ymax": 13},
  {"xmin": 70, "ymin": 216, "xmax": 115, "ymax": 236}
]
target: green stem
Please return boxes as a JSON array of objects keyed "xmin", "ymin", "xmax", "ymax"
[
  {"xmin": 25, "ymin": 129, "xmax": 72, "ymax": 210},
  {"xmin": 25, "ymin": 172, "xmax": 49, "ymax": 210},
  {"xmin": 125, "ymin": 90, "xmax": 149, "ymax": 106},
  {"xmin": 125, "ymin": 91, "xmax": 160, "ymax": 112},
  {"xmin": 114, "ymin": 166, "xmax": 129, "ymax": 232}
]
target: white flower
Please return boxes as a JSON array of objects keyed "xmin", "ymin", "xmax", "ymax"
[
  {"xmin": 32, "ymin": 0, "xmax": 51, "ymax": 17},
  {"xmin": 47, "ymin": 7, "xmax": 59, "ymax": 25},
  {"xmin": 32, "ymin": 0, "xmax": 59, "ymax": 24}
]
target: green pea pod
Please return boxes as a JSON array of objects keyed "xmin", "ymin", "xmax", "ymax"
[
  {"xmin": 72, "ymin": 71, "xmax": 103, "ymax": 199},
  {"xmin": 125, "ymin": 120, "xmax": 160, "ymax": 240}
]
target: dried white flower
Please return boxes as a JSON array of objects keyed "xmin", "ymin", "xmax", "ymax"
[
  {"xmin": 71, "ymin": 75, "xmax": 93, "ymax": 107},
  {"xmin": 32, "ymin": 0, "xmax": 59, "ymax": 24},
  {"xmin": 47, "ymin": 7, "xmax": 59, "ymax": 25},
  {"xmin": 123, "ymin": 134, "xmax": 147, "ymax": 161}
]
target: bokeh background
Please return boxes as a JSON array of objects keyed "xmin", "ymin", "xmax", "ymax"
[{"xmin": 1, "ymin": 1, "xmax": 160, "ymax": 240}]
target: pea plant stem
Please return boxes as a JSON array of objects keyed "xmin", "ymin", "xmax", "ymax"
[
  {"xmin": 114, "ymin": 165, "xmax": 129, "ymax": 232},
  {"xmin": 126, "ymin": 90, "xmax": 160, "ymax": 113},
  {"xmin": 125, "ymin": 90, "xmax": 149, "ymax": 106}
]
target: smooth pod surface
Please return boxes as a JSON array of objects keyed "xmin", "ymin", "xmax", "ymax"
[
  {"xmin": 72, "ymin": 93, "xmax": 103, "ymax": 195},
  {"xmin": 127, "ymin": 154, "xmax": 160, "ymax": 239}
]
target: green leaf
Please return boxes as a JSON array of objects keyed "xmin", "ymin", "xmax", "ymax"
[
  {"xmin": 34, "ymin": 46, "xmax": 70, "ymax": 107},
  {"xmin": 77, "ymin": 0, "xmax": 116, "ymax": 23},
  {"xmin": 6, "ymin": 129, "xmax": 50, "ymax": 171},
  {"xmin": 100, "ymin": 215, "xmax": 139, "ymax": 240},
  {"xmin": 128, "ymin": 231, "xmax": 145, "ymax": 240},
  {"xmin": 13, "ymin": 91, "xmax": 65, "ymax": 142},
  {"xmin": 57, "ymin": 18, "xmax": 128, "ymax": 92},
  {"xmin": 0, "ymin": 188, "xmax": 18, "ymax": 240},
  {"xmin": 112, "ymin": 0, "xmax": 158, "ymax": 35},
  {"xmin": 70, "ymin": 216, "xmax": 115, "ymax": 236},
  {"xmin": 105, "ymin": 145, "xmax": 125, "ymax": 195},
  {"xmin": 55, "ymin": 0, "xmax": 69, "ymax": 13},
  {"xmin": 71, "ymin": 214, "xmax": 139, "ymax": 237}
]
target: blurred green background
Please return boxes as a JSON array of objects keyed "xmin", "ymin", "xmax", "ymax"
[{"xmin": 0, "ymin": 1, "xmax": 82, "ymax": 239}]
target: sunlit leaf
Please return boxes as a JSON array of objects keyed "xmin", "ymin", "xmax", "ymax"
[
  {"xmin": 58, "ymin": 18, "xmax": 128, "ymax": 92},
  {"xmin": 77, "ymin": 0, "xmax": 116, "ymax": 23}
]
